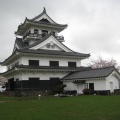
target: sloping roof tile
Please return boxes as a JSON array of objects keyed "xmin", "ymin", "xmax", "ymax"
[
  {"xmin": 15, "ymin": 38, "xmax": 29, "ymax": 48},
  {"xmin": 17, "ymin": 49, "xmax": 90, "ymax": 58},
  {"xmin": 62, "ymin": 66, "xmax": 116, "ymax": 80}
]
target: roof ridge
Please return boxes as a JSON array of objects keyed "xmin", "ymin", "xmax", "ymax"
[
  {"xmin": 78, "ymin": 66, "xmax": 115, "ymax": 73},
  {"xmin": 62, "ymin": 66, "xmax": 116, "ymax": 80},
  {"xmin": 91, "ymin": 66, "xmax": 115, "ymax": 70},
  {"xmin": 29, "ymin": 7, "xmax": 57, "ymax": 24}
]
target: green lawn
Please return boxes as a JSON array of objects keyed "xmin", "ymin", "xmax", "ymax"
[{"xmin": 0, "ymin": 95, "xmax": 120, "ymax": 120}]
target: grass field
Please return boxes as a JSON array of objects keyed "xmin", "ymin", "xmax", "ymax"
[{"xmin": 0, "ymin": 95, "xmax": 120, "ymax": 120}]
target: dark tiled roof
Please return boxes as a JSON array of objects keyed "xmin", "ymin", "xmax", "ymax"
[
  {"xmin": 14, "ymin": 33, "xmax": 90, "ymax": 58},
  {"xmin": 15, "ymin": 38, "xmax": 29, "ymax": 49},
  {"xmin": 17, "ymin": 49, "xmax": 90, "ymax": 58},
  {"xmin": 22, "ymin": 32, "xmax": 68, "ymax": 49},
  {"xmin": 1, "ymin": 65, "xmax": 90, "ymax": 76},
  {"xmin": 1, "ymin": 34, "xmax": 90, "ymax": 65},
  {"xmin": 16, "ymin": 8, "xmax": 67, "ymax": 34},
  {"xmin": 27, "ymin": 19, "xmax": 68, "ymax": 28},
  {"xmin": 16, "ymin": 65, "xmax": 90, "ymax": 71},
  {"xmin": 15, "ymin": 32, "xmax": 72, "ymax": 52},
  {"xmin": 29, "ymin": 7, "xmax": 67, "ymax": 27},
  {"xmin": 14, "ymin": 33, "xmax": 89, "ymax": 58},
  {"xmin": 62, "ymin": 66, "xmax": 116, "ymax": 80}
]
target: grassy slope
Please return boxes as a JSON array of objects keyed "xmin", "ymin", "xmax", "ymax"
[{"xmin": 0, "ymin": 95, "xmax": 120, "ymax": 120}]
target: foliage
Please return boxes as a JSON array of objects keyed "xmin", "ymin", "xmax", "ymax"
[
  {"xmin": 0, "ymin": 75, "xmax": 7, "ymax": 86},
  {"xmin": 53, "ymin": 84, "xmax": 66, "ymax": 94},
  {"xmin": 82, "ymin": 88, "xmax": 94, "ymax": 95},
  {"xmin": 88, "ymin": 56, "xmax": 120, "ymax": 71}
]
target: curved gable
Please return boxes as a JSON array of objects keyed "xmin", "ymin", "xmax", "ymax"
[{"xmin": 30, "ymin": 35, "xmax": 73, "ymax": 52}]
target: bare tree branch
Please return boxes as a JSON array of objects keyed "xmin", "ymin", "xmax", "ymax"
[
  {"xmin": 0, "ymin": 76, "xmax": 7, "ymax": 86},
  {"xmin": 88, "ymin": 56, "xmax": 120, "ymax": 71}
]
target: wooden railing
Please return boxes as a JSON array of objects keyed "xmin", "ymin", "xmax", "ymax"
[{"xmin": 23, "ymin": 33, "xmax": 64, "ymax": 41}]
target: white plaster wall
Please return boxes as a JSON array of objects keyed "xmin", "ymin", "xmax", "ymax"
[
  {"xmin": 7, "ymin": 57, "xmax": 23, "ymax": 70},
  {"xmin": 86, "ymin": 79, "xmax": 106, "ymax": 90},
  {"xmin": 28, "ymin": 40, "xmax": 38, "ymax": 45},
  {"xmin": 30, "ymin": 27, "xmax": 51, "ymax": 34},
  {"xmin": 63, "ymin": 81, "xmax": 78, "ymax": 91},
  {"xmin": 20, "ymin": 56, "xmax": 81, "ymax": 67},
  {"xmin": 31, "ymin": 36, "xmax": 72, "ymax": 52},
  {"xmin": 77, "ymin": 84, "xmax": 84, "ymax": 93},
  {"xmin": 6, "ymin": 72, "xmax": 22, "ymax": 81},
  {"xmin": 40, "ymin": 44, "xmax": 63, "ymax": 51},
  {"xmin": 63, "ymin": 79, "xmax": 107, "ymax": 94},
  {"xmin": 63, "ymin": 82, "xmax": 84, "ymax": 93},
  {"xmin": 106, "ymin": 74, "xmax": 119, "ymax": 90},
  {"xmin": 63, "ymin": 76, "xmax": 120, "ymax": 93},
  {"xmin": 21, "ymin": 71, "xmax": 69, "ymax": 80}
]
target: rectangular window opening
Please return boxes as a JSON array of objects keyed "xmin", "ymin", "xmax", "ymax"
[
  {"xmin": 50, "ymin": 61, "xmax": 59, "ymax": 67},
  {"xmin": 68, "ymin": 62, "xmax": 76, "ymax": 67},
  {"xmin": 29, "ymin": 60, "xmax": 39, "ymax": 66}
]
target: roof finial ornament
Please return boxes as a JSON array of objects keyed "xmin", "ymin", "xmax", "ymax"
[{"xmin": 43, "ymin": 7, "xmax": 46, "ymax": 13}]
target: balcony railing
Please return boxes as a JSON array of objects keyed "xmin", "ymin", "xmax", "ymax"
[
  {"xmin": 23, "ymin": 33, "xmax": 43, "ymax": 41},
  {"xmin": 23, "ymin": 33, "xmax": 64, "ymax": 42},
  {"xmin": 55, "ymin": 35, "xmax": 64, "ymax": 42}
]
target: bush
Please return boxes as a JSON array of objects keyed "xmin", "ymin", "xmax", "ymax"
[
  {"xmin": 53, "ymin": 84, "xmax": 66, "ymax": 94},
  {"xmin": 83, "ymin": 88, "xmax": 94, "ymax": 95}
]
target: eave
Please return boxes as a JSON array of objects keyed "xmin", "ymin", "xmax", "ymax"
[
  {"xmin": 20, "ymin": 52, "xmax": 89, "ymax": 59},
  {"xmin": 15, "ymin": 20, "xmax": 68, "ymax": 35},
  {"xmin": 61, "ymin": 77, "xmax": 106, "ymax": 82},
  {"xmin": 1, "ymin": 51, "xmax": 21, "ymax": 66},
  {"xmin": 1, "ymin": 65, "xmax": 86, "ymax": 77},
  {"xmin": 1, "ymin": 49, "xmax": 90, "ymax": 66}
]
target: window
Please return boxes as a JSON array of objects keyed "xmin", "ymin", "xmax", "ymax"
[
  {"xmin": 51, "ymin": 44, "xmax": 55, "ymax": 49},
  {"xmin": 46, "ymin": 43, "xmax": 55, "ymax": 49},
  {"xmin": 29, "ymin": 60, "xmax": 39, "ymax": 66},
  {"xmin": 89, "ymin": 83, "xmax": 94, "ymax": 90},
  {"xmin": 50, "ymin": 61, "xmax": 59, "ymax": 67},
  {"xmin": 50, "ymin": 78, "xmax": 61, "ymax": 87},
  {"xmin": 42, "ymin": 30, "xmax": 48, "ymax": 37},
  {"xmin": 46, "ymin": 43, "xmax": 50, "ymax": 48},
  {"xmin": 34, "ymin": 29, "xmax": 38, "ymax": 34},
  {"xmin": 52, "ymin": 31, "xmax": 55, "ymax": 36},
  {"xmin": 68, "ymin": 62, "xmax": 76, "ymax": 67}
]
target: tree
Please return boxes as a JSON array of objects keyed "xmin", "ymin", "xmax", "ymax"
[
  {"xmin": 53, "ymin": 84, "xmax": 66, "ymax": 94},
  {"xmin": 0, "ymin": 76, "xmax": 7, "ymax": 86},
  {"xmin": 88, "ymin": 56, "xmax": 120, "ymax": 71}
]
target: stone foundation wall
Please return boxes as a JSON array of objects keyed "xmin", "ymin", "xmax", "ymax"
[{"xmin": 3, "ymin": 90, "xmax": 50, "ymax": 97}]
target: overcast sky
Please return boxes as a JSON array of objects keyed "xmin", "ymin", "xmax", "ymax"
[{"xmin": 0, "ymin": 0, "xmax": 120, "ymax": 72}]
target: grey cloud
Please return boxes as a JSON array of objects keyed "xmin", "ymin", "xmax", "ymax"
[{"xmin": 0, "ymin": 0, "xmax": 120, "ymax": 72}]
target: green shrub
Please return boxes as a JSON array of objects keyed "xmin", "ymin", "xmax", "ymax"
[
  {"xmin": 53, "ymin": 84, "xmax": 66, "ymax": 94},
  {"xmin": 83, "ymin": 88, "xmax": 94, "ymax": 95}
]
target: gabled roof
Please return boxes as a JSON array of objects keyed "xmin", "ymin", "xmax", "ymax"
[
  {"xmin": 28, "ymin": 34, "xmax": 74, "ymax": 52},
  {"xmin": 14, "ymin": 37, "xmax": 29, "ymax": 48},
  {"xmin": 14, "ymin": 32, "xmax": 74, "ymax": 52},
  {"xmin": 61, "ymin": 66, "xmax": 119, "ymax": 81},
  {"xmin": 15, "ymin": 8, "xmax": 68, "ymax": 35},
  {"xmin": 1, "ymin": 48, "xmax": 90, "ymax": 66},
  {"xmin": 17, "ymin": 49, "xmax": 90, "ymax": 58},
  {"xmin": 30, "ymin": 7, "xmax": 57, "ymax": 23}
]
